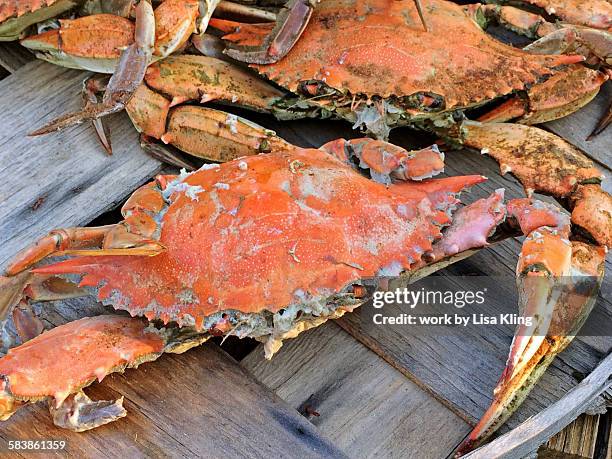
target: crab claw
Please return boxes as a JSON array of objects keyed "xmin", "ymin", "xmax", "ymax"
[
  {"xmin": 449, "ymin": 121, "xmax": 610, "ymax": 454},
  {"xmin": 218, "ymin": 0, "xmax": 316, "ymax": 64},
  {"xmin": 458, "ymin": 121, "xmax": 603, "ymax": 198},
  {"xmin": 524, "ymin": 26, "xmax": 612, "ymax": 67},
  {"xmin": 478, "ymin": 66, "xmax": 608, "ymax": 125},
  {"xmin": 0, "ymin": 273, "xmax": 30, "ymax": 323},
  {"xmin": 319, "ymin": 139, "xmax": 445, "ymax": 184},
  {"xmin": 28, "ymin": 0, "xmax": 155, "ymax": 140},
  {"xmin": 456, "ymin": 240, "xmax": 605, "ymax": 455},
  {"xmin": 156, "ymin": 106, "xmax": 294, "ymax": 162},
  {"xmin": 570, "ymin": 184, "xmax": 612, "ymax": 248},
  {"xmin": 20, "ymin": 15, "xmax": 135, "ymax": 73},
  {"xmin": 458, "ymin": 121, "xmax": 612, "ymax": 249},
  {"xmin": 501, "ymin": 199, "xmax": 573, "ymax": 384}
]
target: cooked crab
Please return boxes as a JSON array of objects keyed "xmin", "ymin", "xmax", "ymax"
[
  {"xmin": 0, "ymin": 112, "xmax": 609, "ymax": 454},
  {"xmin": 30, "ymin": 0, "xmax": 611, "ymax": 150},
  {"xmin": 212, "ymin": 0, "xmax": 611, "ymax": 136},
  {"xmin": 10, "ymin": 0, "xmax": 314, "ymax": 151},
  {"xmin": 480, "ymin": 0, "xmax": 611, "ymax": 31}
]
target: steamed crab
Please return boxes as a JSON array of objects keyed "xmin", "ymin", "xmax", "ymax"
[
  {"xmin": 28, "ymin": 0, "xmax": 612, "ymax": 153},
  {"xmin": 0, "ymin": 110, "xmax": 610, "ymax": 455},
  {"xmin": 2, "ymin": 0, "xmax": 323, "ymax": 151}
]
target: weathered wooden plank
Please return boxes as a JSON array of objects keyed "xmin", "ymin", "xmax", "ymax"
[
  {"xmin": 606, "ymin": 415, "xmax": 612, "ymax": 459},
  {"xmin": 0, "ymin": 343, "xmax": 346, "ymax": 459},
  {"xmin": 544, "ymin": 82, "xmax": 611, "ymax": 168},
  {"xmin": 242, "ymin": 322, "xmax": 471, "ymax": 459},
  {"xmin": 463, "ymin": 352, "xmax": 612, "ymax": 459},
  {"xmin": 543, "ymin": 414, "xmax": 600, "ymax": 458},
  {"xmin": 0, "ymin": 43, "xmax": 34, "ymax": 74},
  {"xmin": 0, "ymin": 60, "xmax": 163, "ymax": 271}
]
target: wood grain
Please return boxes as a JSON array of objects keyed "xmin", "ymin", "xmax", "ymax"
[
  {"xmin": 0, "ymin": 344, "xmax": 346, "ymax": 459},
  {"xmin": 0, "ymin": 43, "xmax": 34, "ymax": 74},
  {"xmin": 543, "ymin": 413, "xmax": 600, "ymax": 458},
  {"xmin": 0, "ymin": 60, "xmax": 163, "ymax": 271},
  {"xmin": 242, "ymin": 322, "xmax": 471, "ymax": 459}
]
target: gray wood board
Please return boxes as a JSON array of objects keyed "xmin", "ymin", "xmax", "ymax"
[
  {"xmin": 242, "ymin": 322, "xmax": 471, "ymax": 459},
  {"xmin": 0, "ymin": 43, "xmax": 34, "ymax": 74},
  {"xmin": 0, "ymin": 60, "xmax": 162, "ymax": 271},
  {"xmin": 0, "ymin": 344, "xmax": 346, "ymax": 459},
  {"xmin": 543, "ymin": 413, "xmax": 600, "ymax": 458}
]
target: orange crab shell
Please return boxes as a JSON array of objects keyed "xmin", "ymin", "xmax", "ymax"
[
  {"xmin": 239, "ymin": 0, "xmax": 582, "ymax": 109},
  {"xmin": 0, "ymin": 0, "xmax": 75, "ymax": 39},
  {"xmin": 34, "ymin": 148, "xmax": 484, "ymax": 329},
  {"xmin": 153, "ymin": 0, "xmax": 199, "ymax": 57},
  {"xmin": 522, "ymin": 0, "xmax": 612, "ymax": 30},
  {"xmin": 0, "ymin": 316, "xmax": 164, "ymax": 412},
  {"xmin": 21, "ymin": 14, "xmax": 134, "ymax": 59}
]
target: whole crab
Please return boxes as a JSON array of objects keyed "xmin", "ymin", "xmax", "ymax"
[
  {"xmin": 0, "ymin": 114, "xmax": 609, "ymax": 455},
  {"xmin": 30, "ymin": 0, "xmax": 612, "ymax": 149}
]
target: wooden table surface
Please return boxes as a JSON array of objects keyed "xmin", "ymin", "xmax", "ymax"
[{"xmin": 0, "ymin": 44, "xmax": 610, "ymax": 459}]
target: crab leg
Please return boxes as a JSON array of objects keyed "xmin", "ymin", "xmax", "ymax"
[
  {"xmin": 319, "ymin": 138, "xmax": 445, "ymax": 183},
  {"xmin": 219, "ymin": 0, "xmax": 316, "ymax": 64},
  {"xmin": 471, "ymin": 4, "xmax": 611, "ymax": 129},
  {"xmin": 123, "ymin": 55, "xmax": 289, "ymax": 163},
  {"xmin": 139, "ymin": 55, "xmax": 286, "ymax": 112},
  {"xmin": 130, "ymin": 101, "xmax": 294, "ymax": 162},
  {"xmin": 5, "ymin": 226, "xmax": 115, "ymax": 277},
  {"xmin": 4, "ymin": 181, "xmax": 169, "ymax": 279},
  {"xmin": 523, "ymin": 26, "xmax": 612, "ymax": 137},
  {"xmin": 477, "ymin": 0, "xmax": 612, "ymax": 31},
  {"xmin": 446, "ymin": 120, "xmax": 610, "ymax": 453},
  {"xmin": 0, "ymin": 180, "xmax": 171, "ymax": 327},
  {"xmin": 25, "ymin": 0, "xmax": 206, "ymax": 140},
  {"xmin": 213, "ymin": 1, "xmax": 277, "ymax": 22},
  {"xmin": 524, "ymin": 27, "xmax": 612, "ymax": 66},
  {"xmin": 6, "ymin": 274, "xmax": 90, "ymax": 343},
  {"xmin": 28, "ymin": 0, "xmax": 156, "ymax": 137},
  {"xmin": 455, "ymin": 240, "xmax": 605, "ymax": 455},
  {"xmin": 478, "ymin": 65, "xmax": 608, "ymax": 125},
  {"xmin": 458, "ymin": 121, "xmax": 612, "ymax": 248},
  {"xmin": 0, "ymin": 314, "xmax": 209, "ymax": 431}
]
